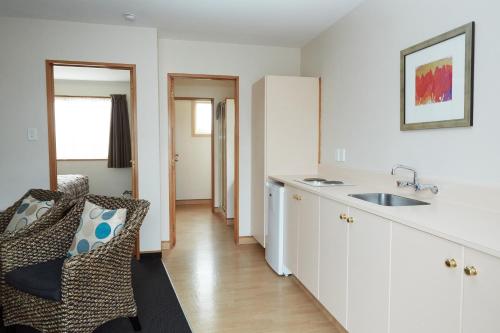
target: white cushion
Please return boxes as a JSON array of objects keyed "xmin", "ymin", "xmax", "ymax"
[
  {"xmin": 4, "ymin": 195, "xmax": 55, "ymax": 234},
  {"xmin": 67, "ymin": 200, "xmax": 127, "ymax": 257}
]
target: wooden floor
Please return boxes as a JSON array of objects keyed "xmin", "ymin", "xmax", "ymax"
[{"xmin": 162, "ymin": 204, "xmax": 345, "ymax": 333}]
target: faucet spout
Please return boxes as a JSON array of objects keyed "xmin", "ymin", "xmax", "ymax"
[
  {"xmin": 391, "ymin": 164, "xmax": 418, "ymax": 184},
  {"xmin": 391, "ymin": 164, "xmax": 438, "ymax": 194}
]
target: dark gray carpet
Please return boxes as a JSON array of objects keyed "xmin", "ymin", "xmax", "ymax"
[{"xmin": 0, "ymin": 253, "xmax": 192, "ymax": 333}]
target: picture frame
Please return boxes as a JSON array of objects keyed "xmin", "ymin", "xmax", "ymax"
[{"xmin": 400, "ymin": 22, "xmax": 474, "ymax": 131}]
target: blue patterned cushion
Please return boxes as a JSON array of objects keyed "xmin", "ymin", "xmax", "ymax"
[
  {"xmin": 67, "ymin": 200, "xmax": 127, "ymax": 257},
  {"xmin": 4, "ymin": 195, "xmax": 54, "ymax": 234}
]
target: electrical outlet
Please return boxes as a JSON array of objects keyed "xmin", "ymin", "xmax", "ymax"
[{"xmin": 27, "ymin": 128, "xmax": 38, "ymax": 141}]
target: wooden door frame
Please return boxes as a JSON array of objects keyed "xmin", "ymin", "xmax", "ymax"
[
  {"xmin": 173, "ymin": 97, "xmax": 215, "ymax": 209},
  {"xmin": 45, "ymin": 59, "xmax": 140, "ymax": 259},
  {"xmin": 168, "ymin": 73, "xmax": 240, "ymax": 247}
]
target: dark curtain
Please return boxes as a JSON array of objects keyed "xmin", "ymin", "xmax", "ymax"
[{"xmin": 108, "ymin": 94, "xmax": 132, "ymax": 168}]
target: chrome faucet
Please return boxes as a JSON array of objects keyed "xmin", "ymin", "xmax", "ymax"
[{"xmin": 391, "ymin": 164, "xmax": 439, "ymax": 194}]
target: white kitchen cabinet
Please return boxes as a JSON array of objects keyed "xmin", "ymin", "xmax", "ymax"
[
  {"xmin": 284, "ymin": 187, "xmax": 299, "ymax": 275},
  {"xmin": 296, "ymin": 189, "xmax": 320, "ymax": 297},
  {"xmin": 347, "ymin": 207, "xmax": 391, "ymax": 333},
  {"xmin": 251, "ymin": 76, "xmax": 319, "ymax": 247},
  {"xmin": 319, "ymin": 198, "xmax": 349, "ymax": 328},
  {"xmin": 462, "ymin": 248, "xmax": 500, "ymax": 333},
  {"xmin": 390, "ymin": 223, "xmax": 463, "ymax": 333},
  {"xmin": 284, "ymin": 186, "xmax": 320, "ymax": 296}
]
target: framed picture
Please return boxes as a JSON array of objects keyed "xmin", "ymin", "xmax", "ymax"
[{"xmin": 400, "ymin": 22, "xmax": 474, "ymax": 130}]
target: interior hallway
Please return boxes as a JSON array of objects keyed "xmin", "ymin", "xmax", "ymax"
[{"xmin": 162, "ymin": 204, "xmax": 345, "ymax": 333}]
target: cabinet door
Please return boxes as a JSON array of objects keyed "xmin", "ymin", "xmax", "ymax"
[
  {"xmin": 284, "ymin": 187, "xmax": 299, "ymax": 274},
  {"xmin": 297, "ymin": 189, "xmax": 320, "ymax": 297},
  {"xmin": 319, "ymin": 198, "xmax": 348, "ymax": 328},
  {"xmin": 390, "ymin": 223, "xmax": 463, "ymax": 333},
  {"xmin": 462, "ymin": 248, "xmax": 500, "ymax": 333},
  {"xmin": 347, "ymin": 208, "xmax": 391, "ymax": 333}
]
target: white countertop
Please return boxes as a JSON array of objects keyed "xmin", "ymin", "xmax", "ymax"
[{"xmin": 270, "ymin": 174, "xmax": 500, "ymax": 258}]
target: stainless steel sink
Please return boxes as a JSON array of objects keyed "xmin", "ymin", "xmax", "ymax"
[{"xmin": 348, "ymin": 193, "xmax": 429, "ymax": 206}]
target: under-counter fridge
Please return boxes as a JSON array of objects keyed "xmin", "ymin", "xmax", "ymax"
[{"xmin": 265, "ymin": 181, "xmax": 290, "ymax": 275}]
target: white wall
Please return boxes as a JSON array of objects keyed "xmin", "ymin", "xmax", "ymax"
[
  {"xmin": 159, "ymin": 39, "xmax": 301, "ymax": 241},
  {"xmin": 0, "ymin": 17, "xmax": 161, "ymax": 251},
  {"xmin": 301, "ymin": 0, "xmax": 500, "ymax": 186},
  {"xmin": 174, "ymin": 100, "xmax": 211, "ymax": 200},
  {"xmin": 174, "ymin": 78, "xmax": 235, "ymax": 206}
]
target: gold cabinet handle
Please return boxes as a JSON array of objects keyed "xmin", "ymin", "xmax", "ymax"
[
  {"xmin": 346, "ymin": 216, "xmax": 354, "ymax": 224},
  {"xmin": 339, "ymin": 213, "xmax": 348, "ymax": 221},
  {"xmin": 292, "ymin": 194, "xmax": 302, "ymax": 201},
  {"xmin": 464, "ymin": 266, "xmax": 478, "ymax": 276},
  {"xmin": 445, "ymin": 258, "xmax": 457, "ymax": 268}
]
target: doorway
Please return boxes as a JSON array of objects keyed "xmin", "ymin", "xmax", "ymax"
[
  {"xmin": 45, "ymin": 60, "xmax": 140, "ymax": 259},
  {"xmin": 174, "ymin": 97, "xmax": 214, "ymax": 206},
  {"xmin": 168, "ymin": 74, "xmax": 240, "ymax": 247}
]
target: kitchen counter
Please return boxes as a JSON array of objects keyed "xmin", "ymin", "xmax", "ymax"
[{"xmin": 270, "ymin": 174, "xmax": 500, "ymax": 258}]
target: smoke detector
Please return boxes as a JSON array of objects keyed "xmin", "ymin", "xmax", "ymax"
[{"xmin": 123, "ymin": 13, "xmax": 136, "ymax": 22}]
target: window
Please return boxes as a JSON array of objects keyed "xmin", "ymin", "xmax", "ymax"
[
  {"xmin": 192, "ymin": 100, "xmax": 212, "ymax": 136},
  {"xmin": 55, "ymin": 96, "xmax": 112, "ymax": 159}
]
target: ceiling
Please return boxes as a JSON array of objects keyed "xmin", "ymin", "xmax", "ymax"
[
  {"xmin": 0, "ymin": 0, "xmax": 364, "ymax": 47},
  {"xmin": 54, "ymin": 66, "xmax": 130, "ymax": 82}
]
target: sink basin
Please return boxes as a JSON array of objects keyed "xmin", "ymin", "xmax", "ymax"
[{"xmin": 348, "ymin": 193, "xmax": 429, "ymax": 206}]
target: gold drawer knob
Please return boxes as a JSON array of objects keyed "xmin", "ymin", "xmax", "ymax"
[
  {"xmin": 464, "ymin": 266, "xmax": 478, "ymax": 276},
  {"xmin": 346, "ymin": 217, "xmax": 354, "ymax": 224},
  {"xmin": 445, "ymin": 258, "xmax": 457, "ymax": 268},
  {"xmin": 339, "ymin": 213, "xmax": 348, "ymax": 220},
  {"xmin": 292, "ymin": 194, "xmax": 302, "ymax": 201}
]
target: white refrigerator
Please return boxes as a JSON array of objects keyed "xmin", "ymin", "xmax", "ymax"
[{"xmin": 265, "ymin": 181, "xmax": 290, "ymax": 275}]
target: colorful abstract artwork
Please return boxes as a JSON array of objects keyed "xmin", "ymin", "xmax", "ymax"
[
  {"xmin": 401, "ymin": 22, "xmax": 474, "ymax": 130},
  {"xmin": 415, "ymin": 57, "xmax": 453, "ymax": 105}
]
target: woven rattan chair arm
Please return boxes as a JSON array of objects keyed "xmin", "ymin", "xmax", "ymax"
[
  {"xmin": 1, "ymin": 212, "xmax": 79, "ymax": 273},
  {"xmin": 0, "ymin": 199, "xmax": 22, "ymax": 233},
  {"xmin": 8, "ymin": 198, "xmax": 75, "ymax": 239},
  {"xmin": 0, "ymin": 189, "xmax": 66, "ymax": 234}
]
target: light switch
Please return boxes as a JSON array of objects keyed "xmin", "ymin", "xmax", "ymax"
[
  {"xmin": 336, "ymin": 148, "xmax": 346, "ymax": 162},
  {"xmin": 336, "ymin": 149, "xmax": 342, "ymax": 162},
  {"xmin": 27, "ymin": 128, "xmax": 38, "ymax": 141}
]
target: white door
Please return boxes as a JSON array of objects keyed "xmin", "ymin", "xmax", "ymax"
[
  {"xmin": 347, "ymin": 208, "xmax": 391, "ymax": 333},
  {"xmin": 175, "ymin": 100, "xmax": 211, "ymax": 200},
  {"xmin": 462, "ymin": 248, "xmax": 500, "ymax": 333},
  {"xmin": 390, "ymin": 223, "xmax": 463, "ymax": 333},
  {"xmin": 284, "ymin": 187, "xmax": 299, "ymax": 275},
  {"xmin": 296, "ymin": 189, "xmax": 320, "ymax": 297},
  {"xmin": 319, "ymin": 198, "xmax": 349, "ymax": 328}
]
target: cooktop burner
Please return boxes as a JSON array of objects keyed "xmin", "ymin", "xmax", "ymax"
[{"xmin": 295, "ymin": 178, "xmax": 353, "ymax": 187}]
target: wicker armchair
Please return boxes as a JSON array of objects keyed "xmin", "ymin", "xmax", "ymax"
[
  {"xmin": 0, "ymin": 189, "xmax": 73, "ymax": 301},
  {"xmin": 1, "ymin": 194, "xmax": 150, "ymax": 333}
]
